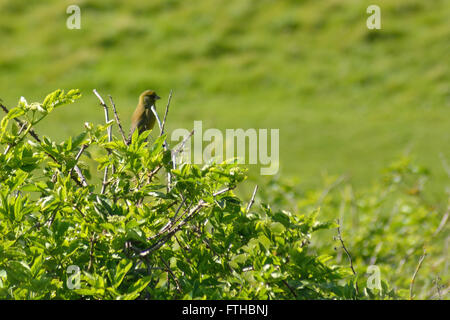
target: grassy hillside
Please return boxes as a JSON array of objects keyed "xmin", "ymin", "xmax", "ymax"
[{"xmin": 0, "ymin": 0, "xmax": 449, "ymax": 199}]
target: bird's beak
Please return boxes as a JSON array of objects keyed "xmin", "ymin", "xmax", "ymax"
[{"xmin": 155, "ymin": 95, "xmax": 161, "ymax": 100}]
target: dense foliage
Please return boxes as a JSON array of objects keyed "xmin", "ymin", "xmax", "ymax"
[{"xmin": 0, "ymin": 90, "xmax": 447, "ymax": 300}]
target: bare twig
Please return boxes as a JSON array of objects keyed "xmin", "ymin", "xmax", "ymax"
[
  {"xmin": 93, "ymin": 90, "xmax": 113, "ymax": 145},
  {"xmin": 74, "ymin": 144, "xmax": 88, "ymax": 162},
  {"xmin": 171, "ymin": 129, "xmax": 194, "ymax": 171},
  {"xmin": 213, "ymin": 186, "xmax": 235, "ymax": 197},
  {"xmin": 150, "ymin": 103, "xmax": 173, "ymax": 190},
  {"xmin": 101, "ymin": 167, "xmax": 109, "ymax": 195},
  {"xmin": 108, "ymin": 95, "xmax": 128, "ymax": 146},
  {"xmin": 74, "ymin": 163, "xmax": 89, "ymax": 188},
  {"xmin": 68, "ymin": 144, "xmax": 88, "ymax": 177},
  {"xmin": 93, "ymin": 89, "xmax": 115, "ymax": 194},
  {"xmin": 172, "ymin": 129, "xmax": 194, "ymax": 157},
  {"xmin": 93, "ymin": 90, "xmax": 107, "ymax": 113},
  {"xmin": 147, "ymin": 164, "xmax": 162, "ymax": 182},
  {"xmin": 172, "ymin": 196, "xmax": 187, "ymax": 221},
  {"xmin": 160, "ymin": 256, "xmax": 181, "ymax": 293},
  {"xmin": 155, "ymin": 197, "xmax": 187, "ymax": 237},
  {"xmin": 282, "ymin": 280, "xmax": 298, "ymax": 299},
  {"xmin": 160, "ymin": 90, "xmax": 173, "ymax": 137},
  {"xmin": 150, "ymin": 105, "xmax": 163, "ymax": 136},
  {"xmin": 336, "ymin": 220, "xmax": 359, "ymax": 296},
  {"xmin": 433, "ymin": 209, "xmax": 449, "ymax": 237},
  {"xmin": 410, "ymin": 248, "xmax": 427, "ymax": 300},
  {"xmin": 246, "ymin": 185, "xmax": 258, "ymax": 213},
  {"xmin": 149, "ymin": 201, "xmax": 193, "ymax": 242},
  {"xmin": 174, "ymin": 234, "xmax": 192, "ymax": 264},
  {"xmin": 139, "ymin": 200, "xmax": 208, "ymax": 257}
]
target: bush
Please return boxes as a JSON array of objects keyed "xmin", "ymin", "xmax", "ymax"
[
  {"xmin": 0, "ymin": 89, "xmax": 354, "ymax": 299},
  {"xmin": 260, "ymin": 160, "xmax": 448, "ymax": 300},
  {"xmin": 1, "ymin": 90, "xmax": 447, "ymax": 300}
]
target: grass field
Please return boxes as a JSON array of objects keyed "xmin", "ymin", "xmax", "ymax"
[{"xmin": 0, "ymin": 0, "xmax": 449, "ymax": 200}]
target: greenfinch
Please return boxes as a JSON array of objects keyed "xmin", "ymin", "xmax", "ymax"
[{"xmin": 128, "ymin": 90, "xmax": 161, "ymax": 141}]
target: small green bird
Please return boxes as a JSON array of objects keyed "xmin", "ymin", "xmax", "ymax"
[{"xmin": 128, "ymin": 90, "xmax": 161, "ymax": 141}]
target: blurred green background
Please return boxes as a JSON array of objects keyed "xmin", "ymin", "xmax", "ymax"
[{"xmin": 0, "ymin": 0, "xmax": 449, "ymax": 199}]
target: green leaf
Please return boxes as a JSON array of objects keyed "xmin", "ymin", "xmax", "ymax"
[
  {"xmin": 6, "ymin": 107, "xmax": 25, "ymax": 120},
  {"xmin": 30, "ymin": 255, "xmax": 44, "ymax": 277},
  {"xmin": 126, "ymin": 276, "xmax": 151, "ymax": 297},
  {"xmin": 113, "ymin": 259, "xmax": 133, "ymax": 289}
]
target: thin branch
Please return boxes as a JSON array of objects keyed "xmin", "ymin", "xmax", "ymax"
[
  {"xmin": 171, "ymin": 129, "xmax": 194, "ymax": 170},
  {"xmin": 74, "ymin": 144, "xmax": 88, "ymax": 162},
  {"xmin": 282, "ymin": 280, "xmax": 298, "ymax": 299},
  {"xmin": 213, "ymin": 186, "xmax": 235, "ymax": 197},
  {"xmin": 108, "ymin": 95, "xmax": 128, "ymax": 146},
  {"xmin": 139, "ymin": 200, "xmax": 208, "ymax": 257},
  {"xmin": 336, "ymin": 220, "xmax": 359, "ymax": 296},
  {"xmin": 150, "ymin": 104, "xmax": 173, "ymax": 190},
  {"xmin": 101, "ymin": 167, "xmax": 109, "ymax": 195},
  {"xmin": 93, "ymin": 89, "xmax": 115, "ymax": 194},
  {"xmin": 336, "ymin": 221, "xmax": 357, "ymax": 275},
  {"xmin": 160, "ymin": 90, "xmax": 173, "ymax": 137},
  {"xmin": 172, "ymin": 129, "xmax": 194, "ymax": 157},
  {"xmin": 148, "ymin": 201, "xmax": 193, "ymax": 242},
  {"xmin": 171, "ymin": 152, "xmax": 177, "ymax": 170},
  {"xmin": 172, "ymin": 195, "xmax": 187, "ymax": 222},
  {"xmin": 433, "ymin": 209, "xmax": 449, "ymax": 237},
  {"xmin": 155, "ymin": 196, "xmax": 188, "ymax": 239},
  {"xmin": 246, "ymin": 185, "xmax": 258, "ymax": 213},
  {"xmin": 156, "ymin": 201, "xmax": 186, "ymax": 237},
  {"xmin": 160, "ymin": 256, "xmax": 182, "ymax": 293},
  {"xmin": 74, "ymin": 165, "xmax": 89, "ymax": 188},
  {"xmin": 174, "ymin": 234, "xmax": 192, "ymax": 264},
  {"xmin": 93, "ymin": 89, "xmax": 107, "ymax": 110},
  {"xmin": 410, "ymin": 248, "xmax": 427, "ymax": 300},
  {"xmin": 68, "ymin": 144, "xmax": 88, "ymax": 178},
  {"xmin": 150, "ymin": 105, "xmax": 163, "ymax": 136},
  {"xmin": 93, "ymin": 89, "xmax": 113, "ymax": 145},
  {"xmin": 147, "ymin": 164, "xmax": 162, "ymax": 181}
]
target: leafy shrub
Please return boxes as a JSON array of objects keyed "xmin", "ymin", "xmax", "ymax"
[
  {"xmin": 261, "ymin": 160, "xmax": 449, "ymax": 300},
  {"xmin": 1, "ymin": 90, "xmax": 447, "ymax": 300},
  {"xmin": 0, "ymin": 89, "xmax": 352, "ymax": 299}
]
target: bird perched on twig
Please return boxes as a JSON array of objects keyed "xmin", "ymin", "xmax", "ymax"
[{"xmin": 128, "ymin": 90, "xmax": 161, "ymax": 142}]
